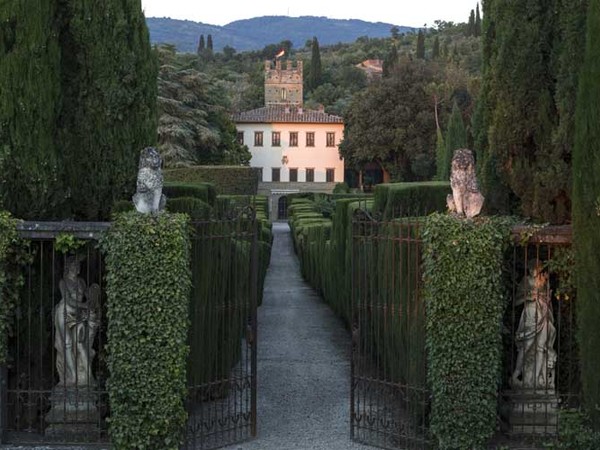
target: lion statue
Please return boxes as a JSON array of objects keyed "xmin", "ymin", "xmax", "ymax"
[
  {"xmin": 447, "ymin": 148, "xmax": 484, "ymax": 219},
  {"xmin": 132, "ymin": 147, "xmax": 166, "ymax": 214}
]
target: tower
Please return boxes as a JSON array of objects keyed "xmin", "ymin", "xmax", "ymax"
[{"xmin": 264, "ymin": 60, "xmax": 303, "ymax": 106}]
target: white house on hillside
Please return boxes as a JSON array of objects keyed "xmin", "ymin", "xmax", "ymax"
[{"xmin": 232, "ymin": 59, "xmax": 345, "ymax": 220}]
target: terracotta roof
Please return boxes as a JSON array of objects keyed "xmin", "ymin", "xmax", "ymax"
[{"xmin": 232, "ymin": 105, "xmax": 343, "ymax": 124}]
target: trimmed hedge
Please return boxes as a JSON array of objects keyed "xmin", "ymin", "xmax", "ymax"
[
  {"xmin": 167, "ymin": 197, "xmax": 212, "ymax": 221},
  {"xmin": 373, "ymin": 181, "xmax": 450, "ymax": 219},
  {"xmin": 422, "ymin": 213, "xmax": 514, "ymax": 449},
  {"xmin": 104, "ymin": 212, "xmax": 191, "ymax": 450},
  {"xmin": 163, "ymin": 182, "xmax": 217, "ymax": 206},
  {"xmin": 164, "ymin": 166, "xmax": 261, "ymax": 195},
  {"xmin": 573, "ymin": 0, "xmax": 600, "ymax": 428}
]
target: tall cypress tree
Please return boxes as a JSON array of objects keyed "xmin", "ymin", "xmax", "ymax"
[
  {"xmin": 472, "ymin": 0, "xmax": 583, "ymax": 223},
  {"xmin": 441, "ymin": 101, "xmax": 467, "ymax": 181},
  {"xmin": 416, "ymin": 30, "xmax": 425, "ymax": 59},
  {"xmin": 382, "ymin": 44, "xmax": 399, "ymax": 77},
  {"xmin": 59, "ymin": 0, "xmax": 157, "ymax": 220},
  {"xmin": 573, "ymin": 0, "xmax": 600, "ymax": 429},
  {"xmin": 432, "ymin": 36, "xmax": 440, "ymax": 59},
  {"xmin": 0, "ymin": 0, "xmax": 65, "ymax": 219},
  {"xmin": 197, "ymin": 34, "xmax": 205, "ymax": 55},
  {"xmin": 475, "ymin": 3, "xmax": 482, "ymax": 37},
  {"xmin": 307, "ymin": 36, "xmax": 322, "ymax": 91},
  {"xmin": 467, "ymin": 9, "xmax": 476, "ymax": 36},
  {"xmin": 207, "ymin": 34, "xmax": 213, "ymax": 52}
]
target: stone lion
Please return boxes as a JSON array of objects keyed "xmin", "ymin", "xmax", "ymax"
[
  {"xmin": 447, "ymin": 148, "xmax": 484, "ymax": 219},
  {"xmin": 132, "ymin": 147, "xmax": 166, "ymax": 214}
]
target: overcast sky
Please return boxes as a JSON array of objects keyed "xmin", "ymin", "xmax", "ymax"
[{"xmin": 140, "ymin": 0, "xmax": 479, "ymax": 28}]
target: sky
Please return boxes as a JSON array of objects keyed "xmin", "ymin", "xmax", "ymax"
[{"xmin": 140, "ymin": 0, "xmax": 478, "ymax": 28}]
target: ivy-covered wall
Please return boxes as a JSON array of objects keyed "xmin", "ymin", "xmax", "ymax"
[
  {"xmin": 104, "ymin": 212, "xmax": 191, "ymax": 450},
  {"xmin": 164, "ymin": 166, "xmax": 261, "ymax": 195},
  {"xmin": 422, "ymin": 213, "xmax": 513, "ymax": 449}
]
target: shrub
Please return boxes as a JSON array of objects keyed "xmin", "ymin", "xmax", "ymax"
[
  {"xmin": 104, "ymin": 212, "xmax": 191, "ymax": 450},
  {"xmin": 163, "ymin": 182, "xmax": 217, "ymax": 206},
  {"xmin": 373, "ymin": 182, "xmax": 450, "ymax": 219},
  {"xmin": 422, "ymin": 213, "xmax": 514, "ymax": 449},
  {"xmin": 167, "ymin": 197, "xmax": 212, "ymax": 220},
  {"xmin": 164, "ymin": 166, "xmax": 261, "ymax": 195}
]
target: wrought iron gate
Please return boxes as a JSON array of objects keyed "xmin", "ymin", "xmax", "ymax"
[
  {"xmin": 351, "ymin": 211, "xmax": 431, "ymax": 449},
  {"xmin": 183, "ymin": 213, "xmax": 259, "ymax": 449}
]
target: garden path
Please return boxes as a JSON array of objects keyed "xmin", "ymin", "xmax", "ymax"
[{"xmin": 223, "ymin": 222, "xmax": 375, "ymax": 450}]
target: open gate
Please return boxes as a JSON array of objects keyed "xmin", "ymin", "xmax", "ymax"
[
  {"xmin": 183, "ymin": 212, "xmax": 259, "ymax": 450},
  {"xmin": 350, "ymin": 211, "xmax": 432, "ymax": 449}
]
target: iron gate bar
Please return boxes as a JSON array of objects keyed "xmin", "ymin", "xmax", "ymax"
[
  {"xmin": 183, "ymin": 212, "xmax": 259, "ymax": 450},
  {"xmin": 351, "ymin": 211, "xmax": 431, "ymax": 450}
]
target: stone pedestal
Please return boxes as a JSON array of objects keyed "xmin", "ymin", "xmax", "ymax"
[
  {"xmin": 45, "ymin": 387, "xmax": 99, "ymax": 439},
  {"xmin": 507, "ymin": 390, "xmax": 559, "ymax": 435}
]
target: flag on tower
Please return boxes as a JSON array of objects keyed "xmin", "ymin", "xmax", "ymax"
[{"xmin": 275, "ymin": 49, "xmax": 285, "ymax": 59}]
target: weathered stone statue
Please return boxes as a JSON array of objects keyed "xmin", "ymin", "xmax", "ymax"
[
  {"xmin": 53, "ymin": 255, "xmax": 100, "ymax": 387},
  {"xmin": 447, "ymin": 148, "xmax": 484, "ymax": 218},
  {"xmin": 46, "ymin": 255, "xmax": 100, "ymax": 436},
  {"xmin": 132, "ymin": 146, "xmax": 166, "ymax": 214},
  {"xmin": 511, "ymin": 260, "xmax": 557, "ymax": 390}
]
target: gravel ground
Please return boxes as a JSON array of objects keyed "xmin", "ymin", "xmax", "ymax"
[
  {"xmin": 1, "ymin": 222, "xmax": 374, "ymax": 450},
  {"xmin": 221, "ymin": 222, "xmax": 375, "ymax": 450}
]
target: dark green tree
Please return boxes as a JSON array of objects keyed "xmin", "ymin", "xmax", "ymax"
[
  {"xmin": 0, "ymin": 0, "xmax": 65, "ymax": 219},
  {"xmin": 157, "ymin": 47, "xmax": 250, "ymax": 167},
  {"xmin": 207, "ymin": 34, "xmax": 213, "ymax": 52},
  {"xmin": 416, "ymin": 30, "xmax": 425, "ymax": 59},
  {"xmin": 432, "ymin": 36, "xmax": 440, "ymax": 59},
  {"xmin": 472, "ymin": 0, "xmax": 585, "ymax": 223},
  {"xmin": 382, "ymin": 44, "xmax": 399, "ymax": 77},
  {"xmin": 467, "ymin": 9, "xmax": 476, "ymax": 36},
  {"xmin": 439, "ymin": 101, "xmax": 467, "ymax": 180},
  {"xmin": 573, "ymin": 0, "xmax": 600, "ymax": 429},
  {"xmin": 475, "ymin": 3, "xmax": 482, "ymax": 37},
  {"xmin": 340, "ymin": 59, "xmax": 438, "ymax": 181},
  {"xmin": 197, "ymin": 34, "xmax": 205, "ymax": 54},
  {"xmin": 307, "ymin": 36, "xmax": 322, "ymax": 91},
  {"xmin": 59, "ymin": 0, "xmax": 158, "ymax": 220}
]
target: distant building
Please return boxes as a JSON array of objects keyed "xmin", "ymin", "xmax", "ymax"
[
  {"xmin": 355, "ymin": 59, "xmax": 383, "ymax": 81},
  {"xmin": 233, "ymin": 59, "xmax": 345, "ymax": 220}
]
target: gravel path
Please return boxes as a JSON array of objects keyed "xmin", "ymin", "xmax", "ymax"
[{"xmin": 222, "ymin": 222, "xmax": 374, "ymax": 450}]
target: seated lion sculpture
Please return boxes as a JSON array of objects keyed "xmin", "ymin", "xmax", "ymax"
[
  {"xmin": 132, "ymin": 147, "xmax": 166, "ymax": 214},
  {"xmin": 447, "ymin": 148, "xmax": 484, "ymax": 219}
]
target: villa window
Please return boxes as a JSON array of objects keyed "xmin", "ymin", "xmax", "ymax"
[
  {"xmin": 272, "ymin": 131, "xmax": 281, "ymax": 147},
  {"xmin": 306, "ymin": 132, "xmax": 315, "ymax": 147},
  {"xmin": 237, "ymin": 131, "xmax": 244, "ymax": 145},
  {"xmin": 254, "ymin": 131, "xmax": 263, "ymax": 147},
  {"xmin": 289, "ymin": 132, "xmax": 298, "ymax": 147},
  {"xmin": 272, "ymin": 168, "xmax": 280, "ymax": 182},
  {"xmin": 289, "ymin": 168, "xmax": 298, "ymax": 182},
  {"xmin": 326, "ymin": 168, "xmax": 335, "ymax": 182},
  {"xmin": 305, "ymin": 168, "xmax": 314, "ymax": 182},
  {"xmin": 326, "ymin": 132, "xmax": 336, "ymax": 147}
]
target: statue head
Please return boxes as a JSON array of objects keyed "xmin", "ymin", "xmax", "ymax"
[
  {"xmin": 451, "ymin": 148, "xmax": 476, "ymax": 172},
  {"xmin": 138, "ymin": 147, "xmax": 162, "ymax": 170},
  {"xmin": 64, "ymin": 255, "xmax": 82, "ymax": 277}
]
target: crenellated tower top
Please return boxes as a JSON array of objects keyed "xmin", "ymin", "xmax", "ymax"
[{"xmin": 264, "ymin": 60, "xmax": 303, "ymax": 106}]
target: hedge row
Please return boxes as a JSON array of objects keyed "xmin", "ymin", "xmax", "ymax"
[
  {"xmin": 164, "ymin": 166, "xmax": 261, "ymax": 195},
  {"xmin": 373, "ymin": 181, "xmax": 450, "ymax": 219}
]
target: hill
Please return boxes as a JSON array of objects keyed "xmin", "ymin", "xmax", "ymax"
[{"xmin": 146, "ymin": 16, "xmax": 415, "ymax": 53}]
